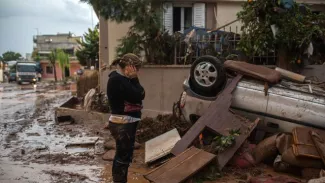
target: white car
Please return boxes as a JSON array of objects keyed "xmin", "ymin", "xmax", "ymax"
[{"xmin": 176, "ymin": 56, "xmax": 325, "ymax": 140}]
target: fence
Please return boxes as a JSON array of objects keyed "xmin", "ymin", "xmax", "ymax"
[{"xmin": 174, "ymin": 26, "xmax": 277, "ymax": 66}]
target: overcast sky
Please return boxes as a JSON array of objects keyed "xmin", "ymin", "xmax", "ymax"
[{"xmin": 0, "ymin": 0, "xmax": 99, "ymax": 57}]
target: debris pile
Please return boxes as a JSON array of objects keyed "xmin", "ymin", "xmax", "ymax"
[
  {"xmin": 136, "ymin": 114, "xmax": 192, "ymax": 143},
  {"xmin": 83, "ymin": 88, "xmax": 110, "ymax": 113},
  {"xmin": 76, "ymin": 70, "xmax": 98, "ymax": 98},
  {"xmin": 90, "ymin": 90, "xmax": 109, "ymax": 113},
  {"xmin": 137, "ymin": 62, "xmax": 325, "ymax": 183}
]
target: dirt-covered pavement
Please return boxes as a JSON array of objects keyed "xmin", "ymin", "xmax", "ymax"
[{"xmin": 0, "ymin": 82, "xmax": 105, "ymax": 183}]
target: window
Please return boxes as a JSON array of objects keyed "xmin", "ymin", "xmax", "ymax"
[
  {"xmin": 163, "ymin": 3, "xmax": 205, "ymax": 34},
  {"xmin": 184, "ymin": 8, "xmax": 193, "ymax": 30},
  {"xmin": 173, "ymin": 7, "xmax": 193, "ymax": 32},
  {"xmin": 46, "ymin": 66, "xmax": 53, "ymax": 74},
  {"xmin": 63, "ymin": 49, "xmax": 74, "ymax": 55},
  {"xmin": 39, "ymin": 53, "xmax": 48, "ymax": 57}
]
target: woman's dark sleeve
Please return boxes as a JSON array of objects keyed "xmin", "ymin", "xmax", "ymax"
[
  {"xmin": 123, "ymin": 77, "xmax": 145, "ymax": 103},
  {"xmin": 107, "ymin": 76, "xmax": 119, "ymax": 100}
]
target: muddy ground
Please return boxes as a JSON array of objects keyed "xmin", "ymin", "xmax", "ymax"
[
  {"xmin": 0, "ymin": 82, "xmax": 106, "ymax": 183},
  {"xmin": 0, "ymin": 82, "xmax": 303, "ymax": 183}
]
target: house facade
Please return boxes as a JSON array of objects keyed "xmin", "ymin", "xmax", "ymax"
[
  {"xmin": 99, "ymin": 0, "xmax": 325, "ymax": 66},
  {"xmin": 33, "ymin": 33, "xmax": 82, "ymax": 80}
]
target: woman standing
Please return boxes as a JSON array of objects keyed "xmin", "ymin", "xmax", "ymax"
[{"xmin": 106, "ymin": 53, "xmax": 145, "ymax": 183}]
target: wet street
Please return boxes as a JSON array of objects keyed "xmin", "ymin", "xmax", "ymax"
[{"xmin": 0, "ymin": 83, "xmax": 104, "ymax": 183}]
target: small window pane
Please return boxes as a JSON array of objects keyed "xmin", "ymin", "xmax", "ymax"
[
  {"xmin": 46, "ymin": 66, "xmax": 53, "ymax": 74},
  {"xmin": 184, "ymin": 7, "xmax": 193, "ymax": 30}
]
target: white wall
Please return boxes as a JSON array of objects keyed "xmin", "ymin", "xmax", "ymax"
[
  {"xmin": 216, "ymin": 1, "xmax": 244, "ymax": 33},
  {"xmin": 107, "ymin": 21, "xmax": 133, "ymax": 65}
]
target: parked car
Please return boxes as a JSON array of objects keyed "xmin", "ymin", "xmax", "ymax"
[
  {"xmin": 8, "ymin": 72, "xmax": 16, "ymax": 82},
  {"xmin": 176, "ymin": 56, "xmax": 325, "ymax": 140}
]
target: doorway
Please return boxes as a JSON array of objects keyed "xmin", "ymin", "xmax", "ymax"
[{"xmin": 65, "ymin": 67, "xmax": 70, "ymax": 77}]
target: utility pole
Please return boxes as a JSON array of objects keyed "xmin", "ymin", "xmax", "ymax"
[
  {"xmin": 90, "ymin": 6, "xmax": 94, "ymax": 28},
  {"xmin": 34, "ymin": 28, "xmax": 39, "ymax": 35}
]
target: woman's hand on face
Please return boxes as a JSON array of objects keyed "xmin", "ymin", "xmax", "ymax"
[{"xmin": 125, "ymin": 65, "xmax": 138, "ymax": 78}]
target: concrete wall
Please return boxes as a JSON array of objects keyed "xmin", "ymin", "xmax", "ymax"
[
  {"xmin": 100, "ymin": 65, "xmax": 191, "ymax": 117},
  {"xmin": 107, "ymin": 21, "xmax": 133, "ymax": 65},
  {"xmin": 216, "ymin": 1, "xmax": 243, "ymax": 32}
]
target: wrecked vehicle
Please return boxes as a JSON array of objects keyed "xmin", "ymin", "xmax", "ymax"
[{"xmin": 176, "ymin": 56, "xmax": 325, "ymax": 138}]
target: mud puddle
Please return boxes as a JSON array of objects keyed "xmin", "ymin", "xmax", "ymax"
[
  {"xmin": 0, "ymin": 157, "xmax": 101, "ymax": 183},
  {"xmin": 0, "ymin": 82, "xmax": 106, "ymax": 182}
]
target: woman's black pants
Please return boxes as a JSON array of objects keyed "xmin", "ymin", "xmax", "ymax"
[{"xmin": 108, "ymin": 121, "xmax": 139, "ymax": 183}]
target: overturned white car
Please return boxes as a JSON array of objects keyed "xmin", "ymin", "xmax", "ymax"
[{"xmin": 176, "ymin": 56, "xmax": 325, "ymax": 140}]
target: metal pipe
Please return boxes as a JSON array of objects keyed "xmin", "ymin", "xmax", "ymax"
[{"xmin": 275, "ymin": 67, "xmax": 306, "ymax": 83}]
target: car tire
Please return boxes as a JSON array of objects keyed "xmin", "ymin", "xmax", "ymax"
[{"xmin": 189, "ymin": 55, "xmax": 226, "ymax": 97}]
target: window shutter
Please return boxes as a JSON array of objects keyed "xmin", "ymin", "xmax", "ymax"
[
  {"xmin": 193, "ymin": 3, "xmax": 206, "ymax": 28},
  {"xmin": 163, "ymin": 3, "xmax": 173, "ymax": 34}
]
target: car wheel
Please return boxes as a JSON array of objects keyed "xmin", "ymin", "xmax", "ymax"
[{"xmin": 189, "ymin": 55, "xmax": 226, "ymax": 97}]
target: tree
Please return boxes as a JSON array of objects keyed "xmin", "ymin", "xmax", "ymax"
[
  {"xmin": 48, "ymin": 50, "xmax": 58, "ymax": 82},
  {"xmin": 1, "ymin": 51, "xmax": 22, "ymax": 61},
  {"xmin": 32, "ymin": 50, "xmax": 41, "ymax": 62},
  {"xmin": 80, "ymin": 0, "xmax": 176, "ymax": 64},
  {"xmin": 237, "ymin": 0, "xmax": 325, "ymax": 70},
  {"xmin": 76, "ymin": 27, "xmax": 99, "ymax": 67},
  {"xmin": 56, "ymin": 49, "xmax": 70, "ymax": 79}
]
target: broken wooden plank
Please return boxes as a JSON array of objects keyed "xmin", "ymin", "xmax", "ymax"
[
  {"xmin": 215, "ymin": 118, "xmax": 259, "ymax": 169},
  {"xmin": 171, "ymin": 75, "xmax": 243, "ymax": 155},
  {"xmin": 145, "ymin": 146, "xmax": 216, "ymax": 183},
  {"xmin": 145, "ymin": 128, "xmax": 181, "ymax": 164}
]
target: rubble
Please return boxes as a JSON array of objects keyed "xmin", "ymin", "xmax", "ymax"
[
  {"xmin": 102, "ymin": 150, "xmax": 116, "ymax": 161},
  {"xmin": 136, "ymin": 114, "xmax": 192, "ymax": 143},
  {"xmin": 302, "ymin": 168, "xmax": 322, "ymax": 180},
  {"xmin": 308, "ymin": 177, "xmax": 325, "ymax": 183},
  {"xmin": 104, "ymin": 140, "xmax": 116, "ymax": 150},
  {"xmin": 42, "ymin": 170, "xmax": 89, "ymax": 183},
  {"xmin": 65, "ymin": 137, "xmax": 99, "ymax": 147},
  {"xmin": 253, "ymin": 134, "xmax": 278, "ymax": 164},
  {"xmin": 84, "ymin": 88, "xmax": 96, "ymax": 111},
  {"xmin": 249, "ymin": 175, "xmax": 302, "ymax": 183},
  {"xmin": 145, "ymin": 128, "xmax": 181, "ymax": 164},
  {"xmin": 94, "ymin": 140, "xmax": 106, "ymax": 155},
  {"xmin": 140, "ymin": 65, "xmax": 325, "ymax": 182},
  {"xmin": 76, "ymin": 69, "xmax": 98, "ymax": 98}
]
